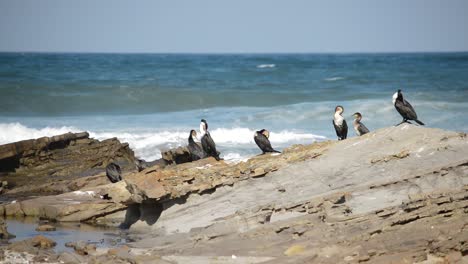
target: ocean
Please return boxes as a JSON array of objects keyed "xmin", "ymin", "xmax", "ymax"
[{"xmin": 1, "ymin": 53, "xmax": 467, "ymax": 162}]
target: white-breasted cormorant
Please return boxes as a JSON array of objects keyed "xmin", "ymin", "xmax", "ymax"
[
  {"xmin": 333, "ymin": 105, "xmax": 348, "ymax": 140},
  {"xmin": 254, "ymin": 129, "xmax": 280, "ymax": 154},
  {"xmin": 200, "ymin": 119, "xmax": 221, "ymax": 161},
  {"xmin": 352, "ymin": 112, "xmax": 370, "ymax": 136},
  {"xmin": 393, "ymin": 89, "xmax": 424, "ymax": 126},
  {"xmin": 188, "ymin": 129, "xmax": 206, "ymax": 161}
]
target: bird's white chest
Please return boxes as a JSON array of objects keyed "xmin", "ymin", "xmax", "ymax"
[
  {"xmin": 334, "ymin": 113, "xmax": 344, "ymax": 126},
  {"xmin": 392, "ymin": 92, "xmax": 398, "ymax": 105}
]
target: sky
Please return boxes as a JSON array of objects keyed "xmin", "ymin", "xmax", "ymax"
[{"xmin": 0, "ymin": 0, "xmax": 467, "ymax": 53}]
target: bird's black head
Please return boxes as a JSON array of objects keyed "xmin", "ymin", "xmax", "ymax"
[
  {"xmin": 201, "ymin": 119, "xmax": 206, "ymax": 123},
  {"xmin": 352, "ymin": 112, "xmax": 362, "ymax": 119}
]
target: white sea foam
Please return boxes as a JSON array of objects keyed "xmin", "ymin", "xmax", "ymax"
[
  {"xmin": 325, "ymin": 76, "xmax": 344, "ymax": 81},
  {"xmin": 0, "ymin": 122, "xmax": 80, "ymax": 145},
  {"xmin": 0, "ymin": 123, "xmax": 326, "ymax": 162},
  {"xmin": 257, "ymin": 64, "xmax": 276, "ymax": 68}
]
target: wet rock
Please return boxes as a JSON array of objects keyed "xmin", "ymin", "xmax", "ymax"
[
  {"xmin": 35, "ymin": 224, "xmax": 56, "ymax": 232},
  {"xmin": 0, "ymin": 219, "xmax": 15, "ymax": 239},
  {"xmin": 57, "ymin": 251, "xmax": 87, "ymax": 264},
  {"xmin": 65, "ymin": 240, "xmax": 96, "ymax": 255},
  {"xmin": 30, "ymin": 235, "xmax": 56, "ymax": 249},
  {"xmin": 7, "ymin": 235, "xmax": 57, "ymax": 251}
]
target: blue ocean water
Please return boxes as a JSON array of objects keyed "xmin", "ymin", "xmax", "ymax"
[{"xmin": 1, "ymin": 53, "xmax": 467, "ymax": 161}]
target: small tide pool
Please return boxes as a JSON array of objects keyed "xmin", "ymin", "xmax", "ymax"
[{"xmin": 2, "ymin": 217, "xmax": 128, "ymax": 252}]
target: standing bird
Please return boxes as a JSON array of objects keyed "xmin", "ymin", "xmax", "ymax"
[
  {"xmin": 333, "ymin": 105, "xmax": 348, "ymax": 140},
  {"xmin": 254, "ymin": 129, "xmax": 281, "ymax": 154},
  {"xmin": 105, "ymin": 162, "xmax": 122, "ymax": 183},
  {"xmin": 393, "ymin": 89, "xmax": 425, "ymax": 126},
  {"xmin": 352, "ymin": 112, "xmax": 370, "ymax": 136},
  {"xmin": 200, "ymin": 119, "xmax": 221, "ymax": 161},
  {"xmin": 188, "ymin": 129, "xmax": 206, "ymax": 161}
]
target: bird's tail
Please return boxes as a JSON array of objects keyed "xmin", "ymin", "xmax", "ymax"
[
  {"xmin": 272, "ymin": 149, "xmax": 281, "ymax": 153},
  {"xmin": 415, "ymin": 119, "xmax": 425, "ymax": 126}
]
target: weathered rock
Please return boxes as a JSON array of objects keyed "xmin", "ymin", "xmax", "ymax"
[
  {"xmin": 35, "ymin": 224, "xmax": 56, "ymax": 231},
  {"xmin": 1, "ymin": 125, "xmax": 467, "ymax": 264},
  {"xmin": 8, "ymin": 235, "xmax": 56, "ymax": 252},
  {"xmin": 0, "ymin": 182, "xmax": 129, "ymax": 221},
  {"xmin": 161, "ymin": 146, "xmax": 192, "ymax": 164},
  {"xmin": 0, "ymin": 132, "xmax": 137, "ymax": 197},
  {"xmin": 0, "ymin": 219, "xmax": 15, "ymax": 239},
  {"xmin": 30, "ymin": 235, "xmax": 56, "ymax": 249},
  {"xmin": 65, "ymin": 240, "xmax": 97, "ymax": 255}
]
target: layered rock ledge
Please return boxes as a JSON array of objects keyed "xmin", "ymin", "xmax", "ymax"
[{"xmin": 0, "ymin": 125, "xmax": 467, "ymax": 263}]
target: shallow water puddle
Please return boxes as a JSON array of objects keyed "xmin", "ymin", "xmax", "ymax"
[{"xmin": 3, "ymin": 217, "xmax": 128, "ymax": 252}]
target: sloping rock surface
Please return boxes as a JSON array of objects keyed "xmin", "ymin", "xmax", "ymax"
[
  {"xmin": 1, "ymin": 125, "xmax": 467, "ymax": 263},
  {"xmin": 123, "ymin": 125, "xmax": 468, "ymax": 263}
]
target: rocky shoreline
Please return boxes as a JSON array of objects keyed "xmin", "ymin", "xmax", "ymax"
[{"xmin": 0, "ymin": 124, "xmax": 467, "ymax": 263}]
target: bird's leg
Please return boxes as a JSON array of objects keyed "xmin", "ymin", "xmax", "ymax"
[{"xmin": 395, "ymin": 119, "xmax": 406, "ymax": 126}]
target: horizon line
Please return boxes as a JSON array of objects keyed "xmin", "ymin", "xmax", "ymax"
[{"xmin": 1, "ymin": 50, "xmax": 468, "ymax": 55}]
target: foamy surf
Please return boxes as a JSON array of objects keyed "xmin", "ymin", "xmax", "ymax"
[
  {"xmin": 257, "ymin": 64, "xmax": 276, "ymax": 68},
  {"xmin": 0, "ymin": 123, "xmax": 326, "ymax": 162},
  {"xmin": 0, "ymin": 122, "xmax": 81, "ymax": 144},
  {"xmin": 325, "ymin": 76, "xmax": 344, "ymax": 81}
]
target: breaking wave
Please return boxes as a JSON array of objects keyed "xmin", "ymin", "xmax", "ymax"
[
  {"xmin": 0, "ymin": 123, "xmax": 326, "ymax": 162},
  {"xmin": 324, "ymin": 76, "xmax": 344, "ymax": 81},
  {"xmin": 257, "ymin": 64, "xmax": 276, "ymax": 68}
]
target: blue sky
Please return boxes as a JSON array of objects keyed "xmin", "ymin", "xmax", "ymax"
[{"xmin": 1, "ymin": 0, "xmax": 467, "ymax": 53}]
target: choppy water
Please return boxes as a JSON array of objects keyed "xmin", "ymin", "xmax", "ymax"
[{"xmin": 1, "ymin": 53, "xmax": 467, "ymax": 161}]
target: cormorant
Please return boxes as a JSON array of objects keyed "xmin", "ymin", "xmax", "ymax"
[
  {"xmin": 352, "ymin": 112, "xmax": 370, "ymax": 136},
  {"xmin": 106, "ymin": 162, "xmax": 122, "ymax": 183},
  {"xmin": 200, "ymin": 119, "xmax": 221, "ymax": 161},
  {"xmin": 188, "ymin": 129, "xmax": 206, "ymax": 161},
  {"xmin": 254, "ymin": 129, "xmax": 281, "ymax": 154},
  {"xmin": 333, "ymin": 105, "xmax": 348, "ymax": 140},
  {"xmin": 393, "ymin": 89, "xmax": 424, "ymax": 126}
]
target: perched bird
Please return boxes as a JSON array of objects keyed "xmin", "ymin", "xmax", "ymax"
[
  {"xmin": 333, "ymin": 105, "xmax": 348, "ymax": 140},
  {"xmin": 105, "ymin": 162, "xmax": 122, "ymax": 183},
  {"xmin": 254, "ymin": 129, "xmax": 281, "ymax": 154},
  {"xmin": 188, "ymin": 129, "xmax": 206, "ymax": 161},
  {"xmin": 352, "ymin": 112, "xmax": 370, "ymax": 136},
  {"xmin": 393, "ymin": 89, "xmax": 425, "ymax": 126},
  {"xmin": 199, "ymin": 119, "xmax": 221, "ymax": 161}
]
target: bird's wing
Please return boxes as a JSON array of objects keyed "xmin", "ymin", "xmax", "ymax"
[
  {"xmin": 202, "ymin": 133, "xmax": 218, "ymax": 155},
  {"xmin": 358, "ymin": 123, "xmax": 370, "ymax": 134},
  {"xmin": 396, "ymin": 99, "xmax": 418, "ymax": 120},
  {"xmin": 343, "ymin": 119, "xmax": 348, "ymax": 138},
  {"xmin": 255, "ymin": 134, "xmax": 274, "ymax": 152},
  {"xmin": 333, "ymin": 120, "xmax": 341, "ymax": 137}
]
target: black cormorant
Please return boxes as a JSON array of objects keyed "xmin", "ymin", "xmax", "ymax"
[
  {"xmin": 254, "ymin": 129, "xmax": 281, "ymax": 154},
  {"xmin": 188, "ymin": 129, "xmax": 206, "ymax": 161},
  {"xmin": 393, "ymin": 89, "xmax": 424, "ymax": 126},
  {"xmin": 106, "ymin": 162, "xmax": 122, "ymax": 183}
]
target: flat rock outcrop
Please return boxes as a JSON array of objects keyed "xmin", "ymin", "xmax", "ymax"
[{"xmin": 0, "ymin": 132, "xmax": 137, "ymax": 198}]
